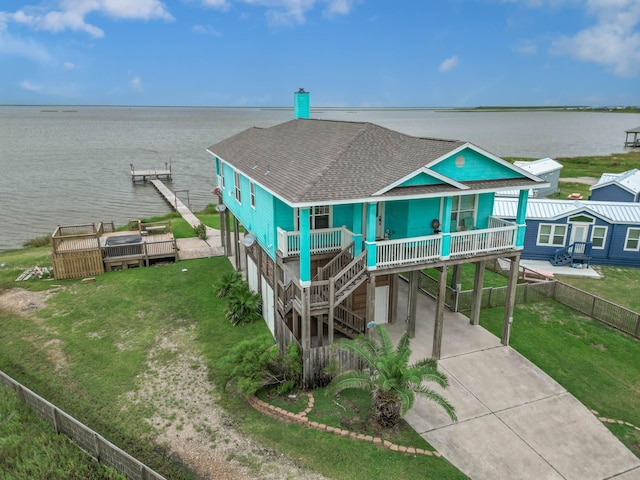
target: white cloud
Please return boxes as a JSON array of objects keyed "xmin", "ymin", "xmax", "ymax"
[
  {"xmin": 192, "ymin": 24, "xmax": 222, "ymax": 36},
  {"xmin": 503, "ymin": 0, "xmax": 640, "ymax": 77},
  {"xmin": 0, "ymin": 30, "xmax": 51, "ymax": 62},
  {"xmin": 63, "ymin": 61, "xmax": 75, "ymax": 69},
  {"xmin": 438, "ymin": 55, "xmax": 459, "ymax": 72},
  {"xmin": 131, "ymin": 76, "xmax": 143, "ymax": 92},
  {"xmin": 516, "ymin": 40, "xmax": 538, "ymax": 55},
  {"xmin": 200, "ymin": 0, "xmax": 231, "ymax": 9},
  {"xmin": 232, "ymin": 0, "xmax": 359, "ymax": 26},
  {"xmin": 20, "ymin": 79, "xmax": 43, "ymax": 93},
  {"xmin": 0, "ymin": 0, "xmax": 173, "ymax": 39}
]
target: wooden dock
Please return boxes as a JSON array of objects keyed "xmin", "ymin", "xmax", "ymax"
[
  {"xmin": 625, "ymin": 127, "xmax": 640, "ymax": 148},
  {"xmin": 130, "ymin": 163, "xmax": 172, "ymax": 182},
  {"xmin": 150, "ymin": 179, "xmax": 200, "ymax": 228}
]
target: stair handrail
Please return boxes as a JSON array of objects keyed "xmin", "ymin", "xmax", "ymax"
[
  {"xmin": 314, "ymin": 242, "xmax": 355, "ymax": 281},
  {"xmin": 332, "ymin": 250, "xmax": 368, "ymax": 300},
  {"xmin": 334, "ymin": 304, "xmax": 366, "ymax": 336}
]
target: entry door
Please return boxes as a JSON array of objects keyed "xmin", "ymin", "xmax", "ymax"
[
  {"xmin": 375, "ymin": 285, "xmax": 389, "ymax": 324},
  {"xmin": 570, "ymin": 223, "xmax": 590, "ymax": 244},
  {"xmin": 376, "ymin": 203, "xmax": 386, "ymax": 240}
]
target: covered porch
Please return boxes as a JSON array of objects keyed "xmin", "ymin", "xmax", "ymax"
[{"xmin": 277, "ymin": 216, "xmax": 519, "ymax": 271}]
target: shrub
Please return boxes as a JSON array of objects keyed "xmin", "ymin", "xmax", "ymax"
[
  {"xmin": 218, "ymin": 336, "xmax": 301, "ymax": 396},
  {"xmin": 214, "ymin": 271, "xmax": 243, "ymax": 298},
  {"xmin": 225, "ymin": 283, "xmax": 262, "ymax": 326},
  {"xmin": 193, "ymin": 223, "xmax": 207, "ymax": 240},
  {"xmin": 22, "ymin": 235, "xmax": 51, "ymax": 248}
]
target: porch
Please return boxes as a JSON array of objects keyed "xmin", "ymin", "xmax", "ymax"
[{"xmin": 276, "ymin": 216, "xmax": 519, "ymax": 270}]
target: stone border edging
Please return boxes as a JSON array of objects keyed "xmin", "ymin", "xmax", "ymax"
[
  {"xmin": 592, "ymin": 409, "xmax": 640, "ymax": 431},
  {"xmin": 247, "ymin": 392, "xmax": 440, "ymax": 457}
]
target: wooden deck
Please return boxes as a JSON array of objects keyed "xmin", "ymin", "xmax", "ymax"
[
  {"xmin": 130, "ymin": 163, "xmax": 172, "ymax": 182},
  {"xmin": 150, "ymin": 179, "xmax": 201, "ymax": 228}
]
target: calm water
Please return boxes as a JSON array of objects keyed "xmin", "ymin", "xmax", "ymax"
[{"xmin": 1, "ymin": 106, "xmax": 639, "ymax": 251}]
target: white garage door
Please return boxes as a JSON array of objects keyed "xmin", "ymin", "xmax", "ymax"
[{"xmin": 261, "ymin": 276, "xmax": 275, "ymax": 336}]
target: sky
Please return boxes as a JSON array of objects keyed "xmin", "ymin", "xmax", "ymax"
[{"xmin": 1, "ymin": 0, "xmax": 639, "ymax": 107}]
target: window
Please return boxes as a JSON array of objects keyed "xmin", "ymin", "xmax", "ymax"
[
  {"xmin": 296, "ymin": 206, "xmax": 331, "ymax": 230},
  {"xmin": 591, "ymin": 226, "xmax": 607, "ymax": 249},
  {"xmin": 219, "ymin": 166, "xmax": 225, "ymax": 189},
  {"xmin": 537, "ymin": 224, "xmax": 567, "ymax": 246},
  {"xmin": 451, "ymin": 195, "xmax": 476, "ymax": 230},
  {"xmin": 234, "ymin": 171, "xmax": 241, "ymax": 203},
  {"xmin": 624, "ymin": 228, "xmax": 640, "ymax": 251},
  {"xmin": 250, "ymin": 182, "xmax": 256, "ymax": 209}
]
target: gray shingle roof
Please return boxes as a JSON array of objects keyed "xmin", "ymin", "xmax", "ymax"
[{"xmin": 208, "ymin": 118, "xmax": 542, "ymax": 205}]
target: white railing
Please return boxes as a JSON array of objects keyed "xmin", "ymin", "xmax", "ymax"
[
  {"xmin": 277, "ymin": 227, "xmax": 353, "ymax": 258},
  {"xmin": 450, "ymin": 224, "xmax": 517, "ymax": 258},
  {"xmin": 376, "ymin": 234, "xmax": 442, "ymax": 268}
]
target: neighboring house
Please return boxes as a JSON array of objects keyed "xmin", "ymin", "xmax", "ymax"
[
  {"xmin": 207, "ymin": 90, "xmax": 547, "ymax": 386},
  {"xmin": 497, "ymin": 158, "xmax": 563, "ymax": 199},
  {"xmin": 494, "ymin": 197, "xmax": 640, "ymax": 267},
  {"xmin": 589, "ymin": 169, "xmax": 640, "ymax": 203}
]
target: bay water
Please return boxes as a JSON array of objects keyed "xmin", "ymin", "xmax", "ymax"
[{"xmin": 1, "ymin": 106, "xmax": 638, "ymax": 251}]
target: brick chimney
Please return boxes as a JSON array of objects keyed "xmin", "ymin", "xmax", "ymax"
[{"xmin": 294, "ymin": 88, "xmax": 310, "ymax": 119}]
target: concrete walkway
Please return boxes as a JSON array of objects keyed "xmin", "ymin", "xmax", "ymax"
[{"xmin": 387, "ymin": 280, "xmax": 640, "ymax": 480}]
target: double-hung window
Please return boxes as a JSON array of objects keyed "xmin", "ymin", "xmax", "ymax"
[
  {"xmin": 451, "ymin": 195, "xmax": 476, "ymax": 230},
  {"xmin": 234, "ymin": 171, "xmax": 241, "ymax": 203},
  {"xmin": 537, "ymin": 224, "xmax": 567, "ymax": 246},
  {"xmin": 295, "ymin": 206, "xmax": 331, "ymax": 230},
  {"xmin": 591, "ymin": 226, "xmax": 607, "ymax": 249},
  {"xmin": 624, "ymin": 228, "xmax": 640, "ymax": 251}
]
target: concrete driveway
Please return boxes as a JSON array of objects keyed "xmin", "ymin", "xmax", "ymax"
[{"xmin": 387, "ymin": 281, "xmax": 640, "ymax": 480}]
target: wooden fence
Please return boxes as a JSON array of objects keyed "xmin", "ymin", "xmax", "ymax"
[
  {"xmin": 0, "ymin": 370, "xmax": 167, "ymax": 480},
  {"xmin": 416, "ymin": 271, "xmax": 640, "ymax": 339}
]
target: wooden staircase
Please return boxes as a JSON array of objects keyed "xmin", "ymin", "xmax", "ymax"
[{"xmin": 551, "ymin": 241, "xmax": 592, "ymax": 266}]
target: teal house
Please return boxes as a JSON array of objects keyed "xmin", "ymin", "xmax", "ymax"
[{"xmin": 207, "ymin": 90, "xmax": 547, "ymax": 386}]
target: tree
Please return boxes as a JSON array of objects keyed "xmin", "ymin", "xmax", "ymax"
[{"xmin": 327, "ymin": 324, "xmax": 456, "ymax": 428}]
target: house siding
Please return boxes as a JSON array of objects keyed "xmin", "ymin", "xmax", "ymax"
[
  {"xmin": 536, "ymin": 171, "xmax": 561, "ymax": 198},
  {"xmin": 590, "ymin": 185, "xmax": 635, "ymax": 203},
  {"xmin": 399, "ymin": 172, "xmax": 444, "ymax": 187},
  {"xmin": 432, "ymin": 148, "xmax": 522, "ymax": 182}
]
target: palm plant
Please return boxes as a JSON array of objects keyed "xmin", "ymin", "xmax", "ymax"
[
  {"xmin": 225, "ymin": 282, "xmax": 263, "ymax": 326},
  {"xmin": 215, "ymin": 271, "xmax": 243, "ymax": 297},
  {"xmin": 327, "ymin": 324, "xmax": 456, "ymax": 428}
]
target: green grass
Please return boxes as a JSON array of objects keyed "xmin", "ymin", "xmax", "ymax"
[
  {"xmin": 556, "ymin": 266, "xmax": 640, "ymax": 312},
  {"xmin": 0, "ymin": 385, "xmax": 126, "ymax": 480},
  {"xmin": 480, "ymin": 301, "xmax": 640, "ymax": 457},
  {"xmin": 0, "ymin": 248, "xmax": 467, "ymax": 479},
  {"xmin": 424, "ymin": 263, "xmax": 510, "ymax": 290},
  {"xmin": 506, "ymin": 151, "xmax": 640, "ymax": 179},
  {"xmin": 547, "ymin": 181, "xmax": 592, "ymax": 200}
]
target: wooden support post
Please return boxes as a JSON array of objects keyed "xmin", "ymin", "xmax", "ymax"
[
  {"xmin": 273, "ymin": 262, "xmax": 280, "ymax": 340},
  {"xmin": 470, "ymin": 261, "xmax": 485, "ymax": 325},
  {"xmin": 328, "ymin": 280, "xmax": 335, "ymax": 345},
  {"xmin": 432, "ymin": 265, "xmax": 447, "ymax": 359},
  {"xmin": 451, "ymin": 264, "xmax": 462, "ymax": 290},
  {"xmin": 224, "ymin": 209, "xmax": 232, "ymax": 259},
  {"xmin": 301, "ymin": 287, "xmax": 311, "ymax": 351},
  {"xmin": 257, "ymin": 247, "xmax": 263, "ymax": 294},
  {"xmin": 390, "ymin": 273, "xmax": 398, "ymax": 324},
  {"xmin": 366, "ymin": 274, "xmax": 376, "ymax": 334},
  {"xmin": 502, "ymin": 254, "xmax": 520, "ymax": 346},
  {"xmin": 293, "ymin": 307, "xmax": 299, "ymax": 340},
  {"xmin": 316, "ymin": 316, "xmax": 323, "ymax": 347},
  {"xmin": 407, "ymin": 270, "xmax": 419, "ymax": 338},
  {"xmin": 219, "ymin": 205, "xmax": 227, "ymax": 255},
  {"xmin": 233, "ymin": 216, "xmax": 241, "ymax": 271}
]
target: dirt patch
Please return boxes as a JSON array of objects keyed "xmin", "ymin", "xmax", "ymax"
[
  {"xmin": 127, "ymin": 326, "xmax": 328, "ymax": 480},
  {"xmin": 0, "ymin": 288, "xmax": 54, "ymax": 316}
]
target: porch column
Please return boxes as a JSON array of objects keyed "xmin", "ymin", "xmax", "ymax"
[
  {"xmin": 218, "ymin": 200, "xmax": 228, "ymax": 255},
  {"xmin": 390, "ymin": 274, "xmax": 398, "ymax": 324},
  {"xmin": 501, "ymin": 254, "xmax": 520, "ymax": 346},
  {"xmin": 352, "ymin": 203, "xmax": 363, "ymax": 256},
  {"xmin": 440, "ymin": 197, "xmax": 453, "ymax": 259},
  {"xmin": 470, "ymin": 261, "xmax": 485, "ymax": 326},
  {"xmin": 224, "ymin": 208, "xmax": 232, "ymax": 260},
  {"xmin": 301, "ymin": 287, "xmax": 311, "ymax": 351},
  {"xmin": 233, "ymin": 216, "xmax": 241, "ymax": 271},
  {"xmin": 516, "ymin": 190, "xmax": 529, "ymax": 248},
  {"xmin": 432, "ymin": 265, "xmax": 448, "ymax": 359},
  {"xmin": 407, "ymin": 270, "xmax": 419, "ymax": 338},
  {"xmin": 366, "ymin": 274, "xmax": 376, "ymax": 334},
  {"xmin": 299, "ymin": 207, "xmax": 311, "ymax": 286},
  {"xmin": 365, "ymin": 203, "xmax": 377, "ymax": 269}
]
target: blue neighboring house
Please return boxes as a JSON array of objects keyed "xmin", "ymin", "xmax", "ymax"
[
  {"xmin": 494, "ymin": 197, "xmax": 640, "ymax": 267},
  {"xmin": 589, "ymin": 169, "xmax": 640, "ymax": 203},
  {"xmin": 207, "ymin": 90, "xmax": 547, "ymax": 385}
]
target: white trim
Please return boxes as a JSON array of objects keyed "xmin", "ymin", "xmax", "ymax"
[
  {"xmin": 536, "ymin": 223, "xmax": 567, "ymax": 247},
  {"xmin": 250, "ymin": 181, "xmax": 256, "ymax": 209},
  {"xmin": 373, "ymin": 167, "xmax": 469, "ymax": 196},
  {"xmin": 623, "ymin": 228, "xmax": 640, "ymax": 251},
  {"xmin": 234, "ymin": 171, "xmax": 242, "ymax": 204},
  {"xmin": 591, "ymin": 225, "xmax": 608, "ymax": 250},
  {"xmin": 209, "ymin": 149, "xmax": 545, "ymax": 210}
]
